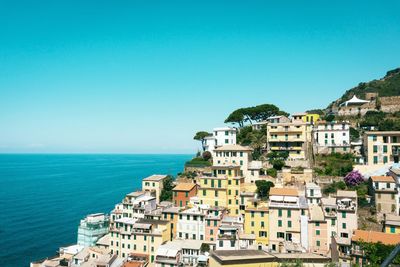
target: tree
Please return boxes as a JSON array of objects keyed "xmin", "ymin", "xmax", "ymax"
[
  {"xmin": 267, "ymin": 151, "xmax": 288, "ymax": 170},
  {"xmin": 202, "ymin": 151, "xmax": 212, "ymax": 161},
  {"xmin": 324, "ymin": 114, "xmax": 335, "ymax": 122},
  {"xmin": 236, "ymin": 126, "xmax": 253, "ymax": 145},
  {"xmin": 350, "ymin": 127, "xmax": 360, "ymax": 141},
  {"xmin": 344, "ymin": 170, "xmax": 364, "ymax": 187},
  {"xmin": 250, "ymin": 128, "xmax": 268, "ymax": 160},
  {"xmin": 225, "ymin": 109, "xmax": 246, "ymax": 127},
  {"xmin": 266, "ymin": 168, "xmax": 277, "ymax": 178},
  {"xmin": 160, "ymin": 175, "xmax": 174, "ymax": 202},
  {"xmin": 255, "ymin": 180, "xmax": 274, "ymax": 199},
  {"xmin": 225, "ymin": 104, "xmax": 288, "ymax": 127},
  {"xmin": 193, "ymin": 131, "xmax": 211, "ymax": 151}
]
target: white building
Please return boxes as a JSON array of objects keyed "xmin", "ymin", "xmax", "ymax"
[
  {"xmin": 313, "ymin": 121, "xmax": 350, "ymax": 154},
  {"xmin": 204, "ymin": 127, "xmax": 237, "ymax": 153},
  {"xmin": 213, "ymin": 144, "xmax": 253, "ymax": 177},
  {"xmin": 77, "ymin": 213, "xmax": 109, "ymax": 247},
  {"xmin": 155, "ymin": 240, "xmax": 206, "ymax": 267},
  {"xmin": 177, "ymin": 205, "xmax": 206, "ymax": 241},
  {"xmin": 305, "ymin": 183, "xmax": 322, "ymax": 205}
]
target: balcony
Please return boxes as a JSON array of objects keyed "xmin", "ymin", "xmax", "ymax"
[{"xmin": 270, "ymin": 146, "xmax": 303, "ymax": 151}]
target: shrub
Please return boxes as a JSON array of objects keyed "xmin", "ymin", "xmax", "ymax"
[
  {"xmin": 202, "ymin": 151, "xmax": 212, "ymax": 161},
  {"xmin": 266, "ymin": 168, "xmax": 277, "ymax": 178},
  {"xmin": 344, "ymin": 170, "xmax": 364, "ymax": 187}
]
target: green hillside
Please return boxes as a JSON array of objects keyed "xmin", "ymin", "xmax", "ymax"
[{"xmin": 329, "ymin": 67, "xmax": 400, "ymax": 108}]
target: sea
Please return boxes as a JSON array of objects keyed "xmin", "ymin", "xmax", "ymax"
[{"xmin": 0, "ymin": 154, "xmax": 192, "ymax": 267}]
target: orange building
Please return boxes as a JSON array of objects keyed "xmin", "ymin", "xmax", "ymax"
[{"xmin": 172, "ymin": 183, "xmax": 198, "ymax": 207}]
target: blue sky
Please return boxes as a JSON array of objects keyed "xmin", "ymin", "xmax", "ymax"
[{"xmin": 1, "ymin": 0, "xmax": 400, "ymax": 153}]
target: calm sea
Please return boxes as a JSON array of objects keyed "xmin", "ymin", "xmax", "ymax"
[{"xmin": 0, "ymin": 154, "xmax": 192, "ymax": 267}]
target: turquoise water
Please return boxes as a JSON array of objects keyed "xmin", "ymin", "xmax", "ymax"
[{"xmin": 0, "ymin": 154, "xmax": 191, "ymax": 267}]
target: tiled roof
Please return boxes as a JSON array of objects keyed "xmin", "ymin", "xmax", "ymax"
[
  {"xmin": 172, "ymin": 183, "xmax": 197, "ymax": 191},
  {"xmin": 269, "ymin": 187, "xmax": 298, "ymax": 197},
  {"xmin": 352, "ymin": 230, "xmax": 400, "ymax": 245},
  {"xmin": 371, "ymin": 176, "xmax": 395, "ymax": 183}
]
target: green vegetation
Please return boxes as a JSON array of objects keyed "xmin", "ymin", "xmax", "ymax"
[
  {"xmin": 200, "ymin": 243, "xmax": 210, "ymax": 253},
  {"xmin": 350, "ymin": 127, "xmax": 360, "ymax": 141},
  {"xmin": 160, "ymin": 175, "xmax": 174, "ymax": 202},
  {"xmin": 225, "ymin": 103, "xmax": 288, "ymax": 127},
  {"xmin": 185, "ymin": 157, "xmax": 212, "ymax": 167},
  {"xmin": 202, "ymin": 151, "xmax": 212, "ymax": 161},
  {"xmin": 266, "ymin": 168, "xmax": 277, "ymax": 178},
  {"xmin": 331, "ymin": 67, "xmax": 400, "ymax": 107},
  {"xmin": 314, "ymin": 153, "xmax": 354, "ymax": 177},
  {"xmin": 267, "ymin": 151, "xmax": 288, "ymax": 170},
  {"xmin": 177, "ymin": 171, "xmax": 198, "ymax": 179},
  {"xmin": 236, "ymin": 126, "xmax": 268, "ymax": 160},
  {"xmin": 323, "ymin": 181, "xmax": 346, "ymax": 195},
  {"xmin": 255, "ymin": 180, "xmax": 274, "ymax": 199},
  {"xmin": 356, "ymin": 241, "xmax": 400, "ymax": 265},
  {"xmin": 359, "ymin": 110, "xmax": 400, "ymax": 130},
  {"xmin": 193, "ymin": 131, "xmax": 212, "ymax": 151},
  {"xmin": 305, "ymin": 109, "xmax": 325, "ymax": 115},
  {"xmin": 280, "ymin": 260, "xmax": 304, "ymax": 267}
]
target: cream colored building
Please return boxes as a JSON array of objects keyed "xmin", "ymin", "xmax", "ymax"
[
  {"xmin": 142, "ymin": 175, "xmax": 168, "ymax": 202},
  {"xmin": 370, "ymin": 175, "xmax": 397, "ymax": 216},
  {"xmin": 364, "ymin": 131, "xmax": 400, "ymax": 165},
  {"xmin": 267, "ymin": 121, "xmax": 312, "ymax": 160},
  {"xmin": 213, "ymin": 144, "xmax": 253, "ymax": 177},
  {"xmin": 268, "ymin": 187, "xmax": 307, "ymax": 253},
  {"xmin": 307, "ymin": 205, "xmax": 329, "ymax": 255}
]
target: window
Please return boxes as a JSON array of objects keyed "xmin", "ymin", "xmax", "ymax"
[
  {"xmin": 331, "ymin": 219, "xmax": 335, "ymax": 226},
  {"xmin": 251, "ymin": 211, "xmax": 254, "ymax": 218},
  {"xmin": 278, "ymin": 220, "xmax": 282, "ymax": 227},
  {"xmin": 372, "ymin": 135, "xmax": 377, "ymax": 141},
  {"xmin": 373, "ymin": 145, "xmax": 378, "ymax": 153},
  {"xmin": 384, "ymin": 156, "xmax": 388, "ymax": 164},
  {"xmin": 342, "ymin": 223, "xmax": 346, "ymax": 229},
  {"xmin": 373, "ymin": 156, "xmax": 378, "ymax": 164},
  {"xmin": 210, "ymin": 229, "xmax": 214, "ymax": 235},
  {"xmin": 218, "ymin": 180, "xmax": 221, "ymax": 188},
  {"xmin": 219, "ymin": 241, "xmax": 223, "ymax": 247},
  {"xmin": 316, "ymin": 230, "xmax": 320, "ymax": 235},
  {"xmin": 316, "ymin": 240, "xmax": 320, "ymax": 247},
  {"xmin": 225, "ymin": 139, "xmax": 229, "ymax": 144},
  {"xmin": 261, "ymin": 211, "xmax": 264, "ymax": 217},
  {"xmin": 391, "ymin": 226, "xmax": 396, "ymax": 233},
  {"xmin": 251, "ymin": 221, "xmax": 254, "ymax": 227},
  {"xmin": 342, "ymin": 212, "xmax": 346, "ymax": 218},
  {"xmin": 204, "ymin": 179, "xmax": 208, "ymax": 185},
  {"xmin": 316, "ymin": 222, "xmax": 320, "ymax": 226},
  {"xmin": 277, "ymin": 232, "xmax": 285, "ymax": 238},
  {"xmin": 278, "ymin": 209, "xmax": 282, "ymax": 217},
  {"xmin": 288, "ymin": 221, "xmax": 292, "ymax": 228},
  {"xmin": 261, "ymin": 221, "xmax": 265, "ymax": 228},
  {"xmin": 287, "ymin": 210, "xmax": 291, "ymax": 218},
  {"xmin": 211, "ymin": 179, "xmax": 215, "ymax": 187},
  {"xmin": 203, "ymin": 190, "xmax": 206, "ymax": 196},
  {"xmin": 383, "ymin": 145, "xmax": 388, "ymax": 153},
  {"xmin": 215, "ymin": 191, "xmax": 218, "ymax": 197}
]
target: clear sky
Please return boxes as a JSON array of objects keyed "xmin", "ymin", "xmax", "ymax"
[{"xmin": 1, "ymin": 0, "xmax": 400, "ymax": 153}]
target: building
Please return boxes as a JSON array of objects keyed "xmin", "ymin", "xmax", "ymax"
[
  {"xmin": 172, "ymin": 183, "xmax": 198, "ymax": 208},
  {"xmin": 198, "ymin": 165, "xmax": 244, "ymax": 215},
  {"xmin": 162, "ymin": 205, "xmax": 180, "ymax": 241},
  {"xmin": 320, "ymin": 197, "xmax": 338, "ymax": 249},
  {"xmin": 369, "ymin": 175, "xmax": 397, "ymax": 216},
  {"xmin": 244, "ymin": 200, "xmax": 269, "ymax": 249},
  {"xmin": 351, "ymin": 230, "xmax": 400, "ymax": 266},
  {"xmin": 364, "ymin": 131, "xmax": 400, "ymax": 165},
  {"xmin": 307, "ymin": 205, "xmax": 329, "ymax": 255},
  {"xmin": 383, "ymin": 214, "xmax": 400, "ymax": 234},
  {"xmin": 268, "ymin": 187, "xmax": 308, "ymax": 253},
  {"xmin": 305, "ymin": 183, "xmax": 322, "ymax": 205},
  {"xmin": 205, "ymin": 206, "xmax": 227, "ymax": 246},
  {"xmin": 177, "ymin": 205, "xmax": 206, "ymax": 241},
  {"xmin": 209, "ymin": 250, "xmax": 330, "ymax": 267},
  {"xmin": 77, "ymin": 213, "xmax": 110, "ymax": 247},
  {"xmin": 155, "ymin": 239, "xmax": 205, "ymax": 267},
  {"xmin": 252, "ymin": 115, "xmax": 291, "ymax": 130},
  {"xmin": 109, "ymin": 218, "xmax": 171, "ymax": 264},
  {"xmin": 142, "ymin": 175, "xmax": 168, "ymax": 202},
  {"xmin": 267, "ymin": 121, "xmax": 312, "ymax": 160},
  {"xmin": 336, "ymin": 190, "xmax": 358, "ymax": 262},
  {"xmin": 204, "ymin": 127, "xmax": 237, "ymax": 153},
  {"xmin": 303, "ymin": 113, "xmax": 320, "ymax": 125},
  {"xmin": 313, "ymin": 121, "xmax": 350, "ymax": 154},
  {"xmin": 213, "ymin": 144, "xmax": 253, "ymax": 177}
]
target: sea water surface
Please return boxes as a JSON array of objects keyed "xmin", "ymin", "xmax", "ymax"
[{"xmin": 0, "ymin": 154, "xmax": 192, "ymax": 267}]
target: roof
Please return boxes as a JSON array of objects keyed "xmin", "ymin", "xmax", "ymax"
[
  {"xmin": 341, "ymin": 95, "xmax": 370, "ymax": 106},
  {"xmin": 292, "ymin": 112, "xmax": 307, "ymax": 116},
  {"xmin": 213, "ymin": 127, "xmax": 237, "ymax": 131},
  {"xmin": 321, "ymin": 197, "xmax": 336, "ymax": 206},
  {"xmin": 214, "ymin": 144, "xmax": 253, "ymax": 152},
  {"xmin": 143, "ymin": 174, "xmax": 168, "ymax": 182},
  {"xmin": 96, "ymin": 233, "xmax": 110, "ymax": 246},
  {"xmin": 309, "ymin": 205, "xmax": 325, "ymax": 222},
  {"xmin": 390, "ymin": 167, "xmax": 400, "ymax": 176},
  {"xmin": 365, "ymin": 131, "xmax": 400, "ymax": 135},
  {"xmin": 172, "ymin": 183, "xmax": 197, "ymax": 191},
  {"xmin": 269, "ymin": 187, "xmax": 299, "ymax": 197},
  {"xmin": 336, "ymin": 190, "xmax": 357, "ymax": 198},
  {"xmin": 127, "ymin": 191, "xmax": 145, "ymax": 197},
  {"xmin": 371, "ymin": 176, "xmax": 395, "ymax": 183},
  {"xmin": 385, "ymin": 214, "xmax": 400, "ymax": 226},
  {"xmin": 352, "ymin": 230, "xmax": 400, "ymax": 245}
]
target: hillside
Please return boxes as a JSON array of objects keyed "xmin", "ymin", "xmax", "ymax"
[{"xmin": 328, "ymin": 67, "xmax": 400, "ymax": 108}]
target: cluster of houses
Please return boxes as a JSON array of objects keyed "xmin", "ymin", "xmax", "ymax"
[{"xmin": 31, "ymin": 103, "xmax": 400, "ymax": 267}]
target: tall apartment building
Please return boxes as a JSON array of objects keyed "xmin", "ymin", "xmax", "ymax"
[
  {"xmin": 213, "ymin": 144, "xmax": 253, "ymax": 177},
  {"xmin": 176, "ymin": 205, "xmax": 206, "ymax": 241},
  {"xmin": 268, "ymin": 188, "xmax": 308, "ymax": 253},
  {"xmin": 369, "ymin": 175, "xmax": 397, "ymax": 216},
  {"xmin": 364, "ymin": 131, "xmax": 400, "ymax": 165},
  {"xmin": 204, "ymin": 127, "xmax": 237, "ymax": 153},
  {"xmin": 307, "ymin": 205, "xmax": 329, "ymax": 255},
  {"xmin": 267, "ymin": 121, "xmax": 312, "ymax": 160},
  {"xmin": 244, "ymin": 200, "xmax": 269, "ymax": 249},
  {"xmin": 198, "ymin": 165, "xmax": 243, "ymax": 215},
  {"xmin": 77, "ymin": 213, "xmax": 109, "ymax": 247},
  {"xmin": 313, "ymin": 121, "xmax": 350, "ymax": 154}
]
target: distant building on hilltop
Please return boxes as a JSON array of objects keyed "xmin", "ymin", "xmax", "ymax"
[{"xmin": 204, "ymin": 127, "xmax": 237, "ymax": 153}]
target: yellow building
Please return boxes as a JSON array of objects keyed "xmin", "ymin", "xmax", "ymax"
[
  {"xmin": 384, "ymin": 214, "xmax": 400, "ymax": 234},
  {"xmin": 161, "ymin": 206, "xmax": 180, "ymax": 240},
  {"xmin": 364, "ymin": 131, "xmax": 400, "ymax": 165},
  {"xmin": 198, "ymin": 165, "xmax": 243, "ymax": 215},
  {"xmin": 244, "ymin": 200, "xmax": 269, "ymax": 249},
  {"xmin": 209, "ymin": 250, "xmax": 330, "ymax": 267},
  {"xmin": 303, "ymin": 113, "xmax": 320, "ymax": 124},
  {"xmin": 110, "ymin": 218, "xmax": 170, "ymax": 265},
  {"xmin": 267, "ymin": 121, "xmax": 312, "ymax": 159},
  {"xmin": 142, "ymin": 175, "xmax": 168, "ymax": 203}
]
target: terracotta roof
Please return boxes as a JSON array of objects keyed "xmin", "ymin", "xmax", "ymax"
[
  {"xmin": 172, "ymin": 183, "xmax": 197, "ymax": 191},
  {"xmin": 371, "ymin": 176, "xmax": 395, "ymax": 183},
  {"xmin": 269, "ymin": 187, "xmax": 298, "ymax": 197},
  {"xmin": 352, "ymin": 230, "xmax": 400, "ymax": 245}
]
